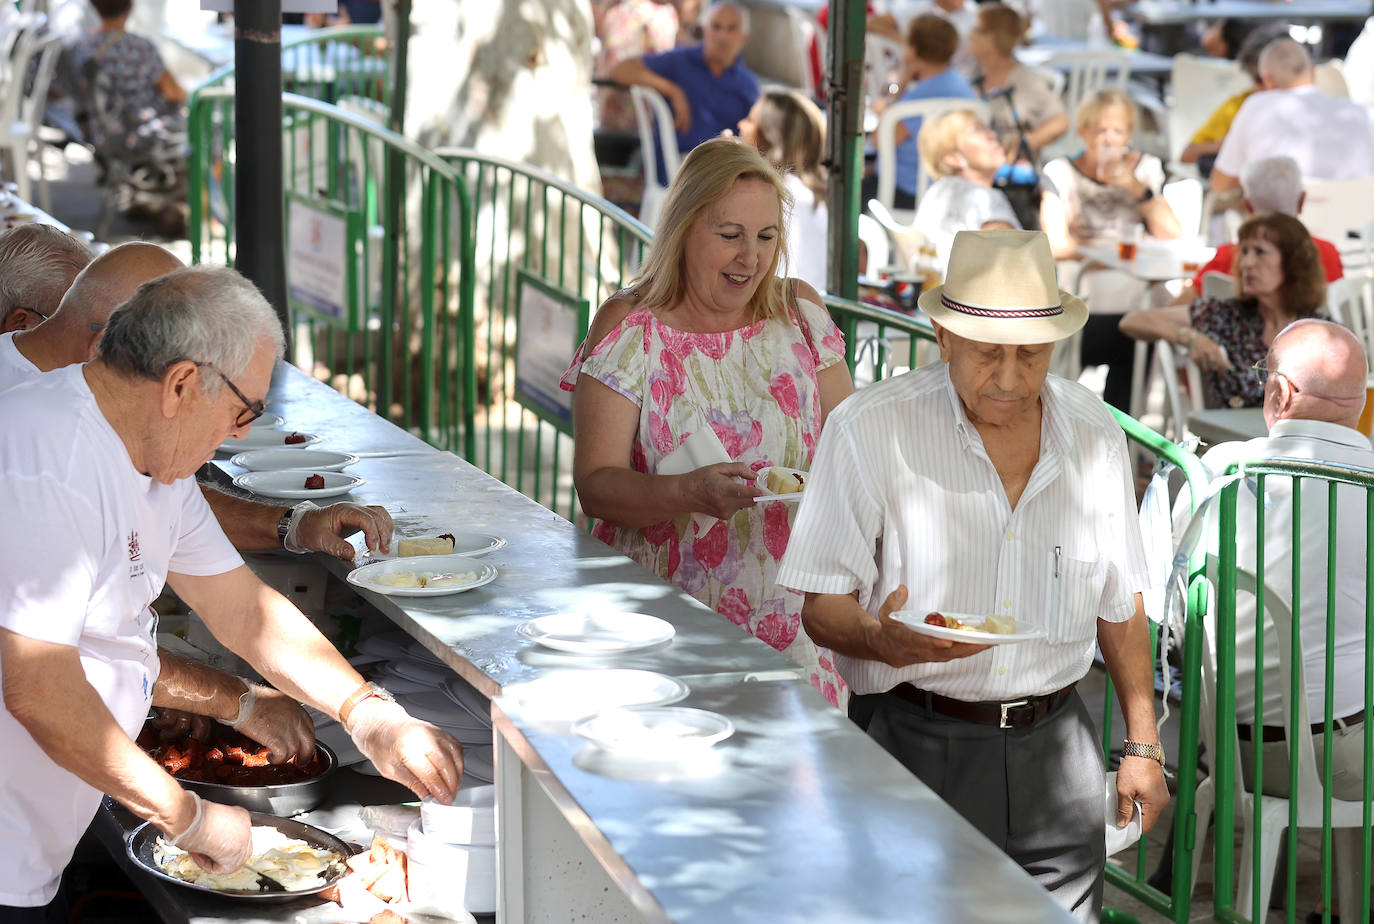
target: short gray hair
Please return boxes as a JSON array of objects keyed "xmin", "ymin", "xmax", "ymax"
[
  {"xmin": 1240, "ymin": 155, "xmax": 1303, "ymax": 214},
  {"xmin": 97, "ymin": 265, "xmax": 285, "ymax": 391},
  {"xmin": 707, "ymin": 1, "xmax": 750, "ymax": 32},
  {"xmin": 1258, "ymin": 38, "xmax": 1313, "ymax": 87},
  {"xmin": 0, "ymin": 225, "xmax": 91, "ymax": 319}
]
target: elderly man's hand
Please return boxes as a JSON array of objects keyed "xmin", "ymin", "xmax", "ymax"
[
  {"xmin": 868, "ymin": 585, "xmax": 992, "ymax": 667},
  {"xmin": 228, "ymin": 683, "xmax": 316, "ymax": 765},
  {"xmin": 1116, "ymin": 753, "xmax": 1170, "ymax": 833},
  {"xmin": 288, "ymin": 503, "xmax": 393, "ymax": 560},
  {"xmin": 666, "ymin": 84, "xmax": 692, "ymax": 134},
  {"xmin": 679, "ymin": 462, "xmax": 764, "ymax": 520},
  {"xmin": 347, "ymin": 699, "xmax": 464, "ymax": 804},
  {"xmin": 170, "ymin": 794, "xmax": 253, "ymax": 874}
]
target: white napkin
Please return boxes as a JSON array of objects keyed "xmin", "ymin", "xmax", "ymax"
[
  {"xmin": 1104, "ymin": 771, "xmax": 1144, "ymax": 855},
  {"xmin": 657, "ymin": 428, "xmax": 734, "ymax": 537}
]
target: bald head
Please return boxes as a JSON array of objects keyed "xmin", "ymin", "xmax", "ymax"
[
  {"xmin": 1266, "ymin": 319, "xmax": 1368, "ymax": 429},
  {"xmin": 1258, "ymin": 38, "xmax": 1314, "ymax": 90},
  {"xmin": 24, "ymin": 242, "xmax": 184, "ymax": 369}
]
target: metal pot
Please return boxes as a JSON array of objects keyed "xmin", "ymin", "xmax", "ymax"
[{"xmin": 179, "ymin": 742, "xmax": 337, "ymax": 817}]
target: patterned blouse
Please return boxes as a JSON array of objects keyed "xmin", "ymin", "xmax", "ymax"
[
  {"xmin": 561, "ymin": 295, "xmax": 847, "ymax": 706},
  {"xmin": 1189, "ymin": 296, "xmax": 1322, "ymax": 409}
]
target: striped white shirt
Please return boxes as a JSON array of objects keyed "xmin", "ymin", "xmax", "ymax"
[{"xmin": 776, "ymin": 362, "xmax": 1148, "ymax": 699}]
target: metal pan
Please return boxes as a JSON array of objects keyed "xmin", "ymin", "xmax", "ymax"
[
  {"xmin": 125, "ymin": 811, "xmax": 353, "ymax": 902},
  {"xmin": 176, "ymin": 742, "xmax": 338, "ymax": 817}
]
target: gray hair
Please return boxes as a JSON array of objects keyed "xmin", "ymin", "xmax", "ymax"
[
  {"xmin": 1258, "ymin": 37, "xmax": 1313, "ymax": 87},
  {"xmin": 1240, "ymin": 155, "xmax": 1303, "ymax": 214},
  {"xmin": 97, "ymin": 265, "xmax": 285, "ymax": 392},
  {"xmin": 706, "ymin": 1, "xmax": 750, "ymax": 32},
  {"xmin": 0, "ymin": 225, "xmax": 91, "ymax": 319}
]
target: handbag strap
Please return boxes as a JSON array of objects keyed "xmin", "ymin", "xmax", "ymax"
[{"xmin": 787, "ymin": 280, "xmax": 820, "ymax": 366}]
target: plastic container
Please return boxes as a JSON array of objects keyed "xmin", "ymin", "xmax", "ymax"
[
  {"xmin": 420, "ymin": 785, "xmax": 496, "ymax": 846},
  {"xmin": 406, "ymin": 818, "xmax": 496, "ymax": 914}
]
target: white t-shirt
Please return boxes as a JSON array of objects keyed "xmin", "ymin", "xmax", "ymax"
[
  {"xmin": 1346, "ymin": 17, "xmax": 1374, "ymax": 118},
  {"xmin": 0, "ymin": 365, "xmax": 242, "ymax": 906},
  {"xmin": 776, "ymin": 362, "xmax": 1149, "ymax": 698},
  {"xmin": 1175, "ymin": 418, "xmax": 1372, "ymax": 726},
  {"xmin": 1214, "ymin": 84, "xmax": 1374, "ymax": 182},
  {"xmin": 912, "ymin": 175, "xmax": 1020, "ymax": 278},
  {"xmin": 783, "ymin": 172, "xmax": 829, "ymax": 295},
  {"xmin": 0, "ymin": 331, "xmax": 40, "ymax": 394}
]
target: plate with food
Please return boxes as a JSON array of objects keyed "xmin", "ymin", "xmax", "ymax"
[
  {"xmin": 347, "ymin": 554, "xmax": 498, "ymax": 597},
  {"xmin": 753, "ymin": 466, "xmax": 808, "ymax": 502},
  {"xmin": 890, "ymin": 611, "xmax": 1045, "ymax": 645},
  {"xmin": 387, "ymin": 531, "xmax": 506, "ymax": 559},
  {"xmin": 572, "ymin": 706, "xmax": 734, "ymax": 757},
  {"xmin": 230, "ymin": 448, "xmax": 359, "ymax": 472},
  {"xmin": 231, "ymin": 470, "xmax": 365, "ymax": 500},
  {"xmin": 218, "ymin": 429, "xmax": 320, "ymax": 453},
  {"xmin": 126, "ymin": 811, "xmax": 352, "ymax": 901},
  {"xmin": 516, "ymin": 612, "xmax": 675, "ymax": 655}
]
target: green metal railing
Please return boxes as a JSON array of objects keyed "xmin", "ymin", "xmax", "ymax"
[
  {"xmin": 189, "ymin": 24, "xmax": 389, "ymax": 107},
  {"xmin": 188, "ymin": 89, "xmax": 474, "ymax": 454},
  {"xmin": 1213, "ymin": 459, "xmax": 1374, "ymax": 924},
  {"xmin": 821, "ymin": 296, "xmax": 937, "ymax": 380},
  {"xmin": 435, "ymin": 148, "xmax": 652, "ymax": 520}
]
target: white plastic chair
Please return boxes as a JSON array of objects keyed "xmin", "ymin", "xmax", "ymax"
[
  {"xmin": 1314, "ymin": 59, "xmax": 1351, "ymax": 99},
  {"xmin": 0, "ymin": 30, "xmax": 60, "ymax": 210},
  {"xmin": 1148, "ymin": 339, "xmax": 1203, "ymax": 443},
  {"xmin": 628, "ymin": 85, "xmax": 681, "ymax": 231},
  {"xmin": 1201, "ymin": 270, "xmax": 1237, "ymax": 302},
  {"xmin": 866, "ymin": 197, "xmax": 930, "ymax": 275},
  {"xmin": 1301, "ymin": 175, "xmax": 1374, "ymax": 249},
  {"xmin": 1165, "ymin": 55, "xmax": 1253, "ymax": 170},
  {"xmin": 1326, "ymin": 275, "xmax": 1374, "ymax": 362},
  {"xmin": 1162, "ymin": 177, "xmax": 1204, "ymax": 239},
  {"xmin": 1041, "ymin": 50, "xmax": 1131, "ymax": 121},
  {"xmin": 856, "ymin": 212, "xmax": 891, "ymax": 275},
  {"xmin": 863, "ymin": 33, "xmax": 904, "ymax": 105},
  {"xmin": 874, "ymin": 97, "xmax": 989, "ymax": 218}
]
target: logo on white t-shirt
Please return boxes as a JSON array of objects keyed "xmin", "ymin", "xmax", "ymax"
[{"xmin": 127, "ymin": 531, "xmax": 145, "ymax": 579}]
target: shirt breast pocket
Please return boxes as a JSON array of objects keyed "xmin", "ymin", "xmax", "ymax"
[{"xmin": 1046, "ymin": 555, "xmax": 1106, "ymax": 644}]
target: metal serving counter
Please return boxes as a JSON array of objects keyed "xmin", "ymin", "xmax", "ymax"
[{"xmin": 103, "ymin": 361, "xmax": 1073, "ymax": 923}]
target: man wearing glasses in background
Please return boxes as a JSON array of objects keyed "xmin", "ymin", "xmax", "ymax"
[
  {"xmin": 1177, "ymin": 318, "xmax": 1371, "ymax": 801},
  {"xmin": 0, "ymin": 265, "xmax": 466, "ymax": 918},
  {"xmin": 0, "ymin": 224, "xmax": 91, "ymax": 335}
]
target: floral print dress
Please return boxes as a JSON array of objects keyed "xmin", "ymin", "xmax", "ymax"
[
  {"xmin": 561, "ymin": 297, "xmax": 847, "ymax": 706},
  {"xmin": 1189, "ymin": 296, "xmax": 1325, "ymax": 408}
]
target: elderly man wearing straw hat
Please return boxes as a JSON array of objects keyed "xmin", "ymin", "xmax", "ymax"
[{"xmin": 777, "ymin": 230, "xmax": 1168, "ymax": 920}]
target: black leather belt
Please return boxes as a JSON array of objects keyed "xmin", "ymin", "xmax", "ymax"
[
  {"xmin": 1237, "ymin": 711, "xmax": 1366, "ymax": 742},
  {"xmin": 888, "ymin": 682, "xmax": 1077, "ymax": 729}
]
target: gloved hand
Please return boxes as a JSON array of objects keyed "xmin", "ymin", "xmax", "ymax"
[
  {"xmin": 284, "ymin": 501, "xmax": 394, "ymax": 560},
  {"xmin": 151, "ymin": 707, "xmax": 213, "ymax": 744},
  {"xmin": 168, "ymin": 792, "xmax": 252, "ymax": 874},
  {"xmin": 227, "ymin": 682, "xmax": 316, "ymax": 765},
  {"xmin": 346, "ymin": 699, "xmax": 464, "ymax": 804}
]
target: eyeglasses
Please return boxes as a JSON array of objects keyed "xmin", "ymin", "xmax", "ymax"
[
  {"xmin": 21, "ymin": 306, "xmax": 49, "ymax": 320},
  {"xmin": 196, "ymin": 362, "xmax": 265, "ymax": 428},
  {"xmin": 1251, "ymin": 359, "xmax": 1285, "ymax": 387}
]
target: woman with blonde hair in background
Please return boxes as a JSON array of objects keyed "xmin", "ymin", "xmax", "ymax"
[
  {"xmin": 738, "ymin": 88, "xmax": 830, "ymax": 293},
  {"xmin": 562, "ymin": 138, "xmax": 855, "ymax": 706}
]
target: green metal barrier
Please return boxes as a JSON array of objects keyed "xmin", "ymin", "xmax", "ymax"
[
  {"xmin": 434, "ymin": 148, "xmax": 652, "ymax": 520},
  {"xmin": 1213, "ymin": 459, "xmax": 1374, "ymax": 924},
  {"xmin": 188, "ymin": 24, "xmax": 389, "ymax": 105},
  {"xmin": 819, "ymin": 296, "xmax": 938, "ymax": 380},
  {"xmin": 188, "ymin": 89, "xmax": 475, "ymax": 454}
]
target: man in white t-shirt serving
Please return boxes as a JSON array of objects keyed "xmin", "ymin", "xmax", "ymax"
[
  {"xmin": 0, "ymin": 266, "xmax": 465, "ymax": 916},
  {"xmin": 777, "ymin": 230, "xmax": 1168, "ymax": 921}
]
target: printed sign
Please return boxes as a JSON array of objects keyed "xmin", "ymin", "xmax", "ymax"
[{"xmin": 514, "ymin": 269, "xmax": 589, "ymax": 434}]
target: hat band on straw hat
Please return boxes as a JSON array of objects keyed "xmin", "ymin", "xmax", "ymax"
[{"xmin": 939, "ymin": 292, "xmax": 1064, "ymax": 320}]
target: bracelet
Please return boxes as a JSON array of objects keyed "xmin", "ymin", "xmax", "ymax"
[
  {"xmin": 339, "ymin": 681, "xmax": 395, "ymax": 730},
  {"xmin": 1122, "ymin": 739, "xmax": 1166, "ymax": 766},
  {"xmin": 1177, "ymin": 328, "xmax": 1198, "ymax": 350}
]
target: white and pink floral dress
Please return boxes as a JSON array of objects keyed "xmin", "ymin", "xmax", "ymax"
[{"xmin": 561, "ymin": 296, "xmax": 847, "ymax": 707}]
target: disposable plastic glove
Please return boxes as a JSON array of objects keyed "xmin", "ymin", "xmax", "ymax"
[
  {"xmin": 345, "ymin": 698, "xmax": 464, "ymax": 804},
  {"xmin": 151, "ymin": 707, "xmax": 212, "ymax": 743},
  {"xmin": 284, "ymin": 501, "xmax": 394, "ymax": 560},
  {"xmin": 227, "ymin": 682, "xmax": 316, "ymax": 765},
  {"xmin": 167, "ymin": 792, "xmax": 253, "ymax": 874}
]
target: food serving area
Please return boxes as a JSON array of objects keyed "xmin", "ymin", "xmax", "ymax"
[{"xmin": 92, "ymin": 361, "xmax": 1073, "ymax": 923}]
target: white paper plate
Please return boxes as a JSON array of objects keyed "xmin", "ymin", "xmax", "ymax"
[
  {"xmin": 573, "ymin": 706, "xmax": 734, "ymax": 756},
  {"xmin": 753, "ymin": 465, "xmax": 807, "ymax": 503},
  {"xmin": 231, "ymin": 470, "xmax": 365, "ymax": 500},
  {"xmin": 505, "ymin": 669, "xmax": 689, "ymax": 724},
  {"xmin": 440, "ymin": 676, "xmax": 493, "ymax": 725},
  {"xmin": 890, "ymin": 611, "xmax": 1045, "ymax": 645},
  {"xmin": 516, "ymin": 612, "xmax": 675, "ymax": 655},
  {"xmin": 230, "ymin": 448, "xmax": 359, "ymax": 472},
  {"xmin": 379, "ymin": 531, "xmax": 507, "ymax": 560},
  {"xmin": 218, "ymin": 429, "xmax": 320, "ymax": 453},
  {"xmin": 346, "ymin": 555, "xmax": 498, "ymax": 597}
]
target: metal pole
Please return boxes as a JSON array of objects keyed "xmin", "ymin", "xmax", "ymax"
[
  {"xmin": 824, "ymin": 0, "xmax": 865, "ymax": 300},
  {"xmin": 233, "ymin": 0, "xmax": 291, "ymax": 351}
]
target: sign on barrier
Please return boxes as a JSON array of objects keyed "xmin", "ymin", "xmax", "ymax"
[
  {"xmin": 287, "ymin": 196, "xmax": 361, "ymax": 329},
  {"xmin": 514, "ymin": 269, "xmax": 588, "ymax": 435}
]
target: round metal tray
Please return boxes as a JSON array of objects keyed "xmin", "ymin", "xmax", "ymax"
[
  {"xmin": 125, "ymin": 811, "xmax": 353, "ymax": 902},
  {"xmin": 177, "ymin": 741, "xmax": 337, "ymax": 817}
]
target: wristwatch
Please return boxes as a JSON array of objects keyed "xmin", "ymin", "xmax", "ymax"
[
  {"xmin": 339, "ymin": 681, "xmax": 395, "ymax": 728},
  {"xmin": 276, "ymin": 506, "xmax": 295, "ymax": 547},
  {"xmin": 1122, "ymin": 739, "xmax": 1166, "ymax": 766}
]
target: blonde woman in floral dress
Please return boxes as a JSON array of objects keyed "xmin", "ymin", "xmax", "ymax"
[{"xmin": 561, "ymin": 138, "xmax": 854, "ymax": 706}]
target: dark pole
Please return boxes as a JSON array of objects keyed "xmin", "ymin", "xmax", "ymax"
[
  {"xmin": 824, "ymin": 0, "xmax": 864, "ymax": 300},
  {"xmin": 233, "ymin": 0, "xmax": 291, "ymax": 352}
]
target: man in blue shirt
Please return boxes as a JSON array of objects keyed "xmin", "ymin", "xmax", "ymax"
[{"xmin": 610, "ymin": 1, "xmax": 759, "ymax": 159}]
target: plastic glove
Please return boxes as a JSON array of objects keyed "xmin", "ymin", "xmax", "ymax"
[
  {"xmin": 151, "ymin": 707, "xmax": 213, "ymax": 744},
  {"xmin": 168, "ymin": 792, "xmax": 253, "ymax": 874},
  {"xmin": 346, "ymin": 699, "xmax": 464, "ymax": 804},
  {"xmin": 284, "ymin": 501, "xmax": 394, "ymax": 560},
  {"xmin": 227, "ymin": 682, "xmax": 316, "ymax": 765}
]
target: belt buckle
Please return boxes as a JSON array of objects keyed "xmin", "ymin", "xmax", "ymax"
[{"xmin": 999, "ymin": 699, "xmax": 1030, "ymax": 729}]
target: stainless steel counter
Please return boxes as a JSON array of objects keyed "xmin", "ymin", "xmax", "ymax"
[{"xmin": 114, "ymin": 361, "xmax": 1074, "ymax": 923}]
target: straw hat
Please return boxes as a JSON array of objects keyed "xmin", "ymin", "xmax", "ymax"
[{"xmin": 917, "ymin": 229, "xmax": 1087, "ymax": 345}]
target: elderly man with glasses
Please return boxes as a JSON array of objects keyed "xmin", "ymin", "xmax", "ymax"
[{"xmin": 0, "ymin": 265, "xmax": 465, "ymax": 917}]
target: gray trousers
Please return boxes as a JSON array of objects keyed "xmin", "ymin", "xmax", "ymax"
[{"xmin": 851, "ymin": 689, "xmax": 1106, "ymax": 923}]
